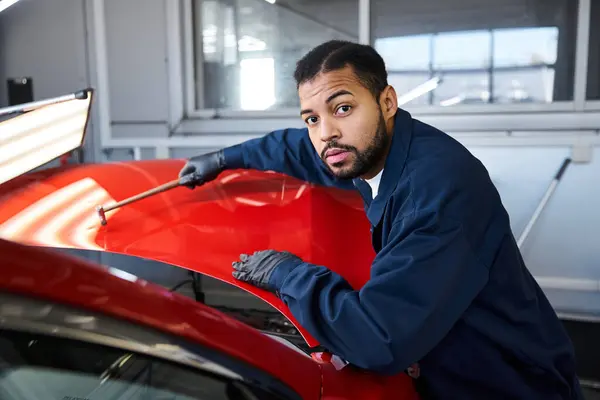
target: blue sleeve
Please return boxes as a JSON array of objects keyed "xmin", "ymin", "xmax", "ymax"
[
  {"xmin": 269, "ymin": 208, "xmax": 490, "ymax": 375},
  {"xmin": 222, "ymin": 127, "xmax": 355, "ymax": 190}
]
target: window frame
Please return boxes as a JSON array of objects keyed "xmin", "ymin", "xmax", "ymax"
[
  {"xmin": 581, "ymin": 0, "xmax": 600, "ymax": 109},
  {"xmin": 0, "ymin": 291, "xmax": 301, "ymax": 400},
  {"xmin": 181, "ymin": 0, "xmax": 594, "ymax": 118}
]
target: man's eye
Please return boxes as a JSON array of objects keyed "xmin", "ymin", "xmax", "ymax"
[
  {"xmin": 306, "ymin": 116, "xmax": 318, "ymax": 125},
  {"xmin": 336, "ymin": 105, "xmax": 351, "ymax": 115}
]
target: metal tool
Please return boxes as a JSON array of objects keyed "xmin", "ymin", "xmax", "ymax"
[
  {"xmin": 96, "ymin": 174, "xmax": 194, "ymax": 226},
  {"xmin": 0, "ymin": 88, "xmax": 89, "ymax": 117}
]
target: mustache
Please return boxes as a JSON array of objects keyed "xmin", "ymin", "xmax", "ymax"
[{"xmin": 320, "ymin": 142, "xmax": 357, "ymax": 159}]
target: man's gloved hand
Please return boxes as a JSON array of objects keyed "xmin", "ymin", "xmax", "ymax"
[
  {"xmin": 232, "ymin": 250, "xmax": 303, "ymax": 293},
  {"xmin": 178, "ymin": 150, "xmax": 226, "ymax": 189}
]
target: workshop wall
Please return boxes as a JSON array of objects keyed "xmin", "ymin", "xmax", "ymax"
[
  {"xmin": 104, "ymin": 0, "xmax": 171, "ymax": 132},
  {"xmin": 0, "ymin": 0, "xmax": 89, "ymax": 106}
]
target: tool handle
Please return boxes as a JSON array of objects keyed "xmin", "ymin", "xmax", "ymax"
[
  {"xmin": 103, "ymin": 178, "xmax": 181, "ymax": 212},
  {"xmin": 554, "ymin": 158, "xmax": 571, "ymax": 181},
  {"xmin": 0, "ymin": 88, "xmax": 90, "ymax": 117}
]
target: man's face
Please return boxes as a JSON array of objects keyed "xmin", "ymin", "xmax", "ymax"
[{"xmin": 298, "ymin": 66, "xmax": 394, "ymax": 180}]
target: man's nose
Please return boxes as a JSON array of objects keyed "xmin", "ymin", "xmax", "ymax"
[{"xmin": 320, "ymin": 119, "xmax": 341, "ymax": 142}]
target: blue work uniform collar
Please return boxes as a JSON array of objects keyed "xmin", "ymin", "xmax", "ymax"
[{"xmin": 352, "ymin": 108, "xmax": 414, "ymax": 227}]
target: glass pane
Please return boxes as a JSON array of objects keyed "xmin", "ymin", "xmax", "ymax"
[
  {"xmin": 587, "ymin": 0, "xmax": 600, "ymax": 100},
  {"xmin": 375, "ymin": 35, "xmax": 431, "ymax": 71},
  {"xmin": 201, "ymin": 1, "xmax": 237, "ymax": 64},
  {"xmin": 387, "ymin": 73, "xmax": 433, "ymax": 106},
  {"xmin": 433, "ymin": 31, "xmax": 491, "ymax": 70},
  {"xmin": 372, "ymin": 0, "xmax": 578, "ymax": 104},
  {"xmin": 197, "ymin": 0, "xmax": 239, "ymax": 109},
  {"xmin": 240, "ymin": 57, "xmax": 276, "ymax": 110},
  {"xmin": 0, "ymin": 330, "xmax": 237, "ymax": 400},
  {"xmin": 194, "ymin": 0, "xmax": 358, "ymax": 110},
  {"xmin": 493, "ymin": 68, "xmax": 555, "ymax": 103},
  {"xmin": 493, "ymin": 27, "xmax": 558, "ymax": 67},
  {"xmin": 433, "ymin": 72, "xmax": 490, "ymax": 106}
]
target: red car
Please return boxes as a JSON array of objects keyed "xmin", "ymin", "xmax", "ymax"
[{"xmin": 0, "ymin": 92, "xmax": 419, "ymax": 399}]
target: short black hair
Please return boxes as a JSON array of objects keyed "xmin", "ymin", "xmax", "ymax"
[{"xmin": 294, "ymin": 40, "xmax": 388, "ymax": 100}]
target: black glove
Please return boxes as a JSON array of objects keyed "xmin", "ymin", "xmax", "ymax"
[
  {"xmin": 178, "ymin": 150, "xmax": 226, "ymax": 189},
  {"xmin": 232, "ymin": 250, "xmax": 303, "ymax": 293}
]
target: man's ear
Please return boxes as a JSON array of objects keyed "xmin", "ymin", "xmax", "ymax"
[{"xmin": 379, "ymin": 85, "xmax": 398, "ymax": 119}]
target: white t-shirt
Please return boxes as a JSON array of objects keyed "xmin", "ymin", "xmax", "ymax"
[{"xmin": 364, "ymin": 168, "xmax": 383, "ymax": 199}]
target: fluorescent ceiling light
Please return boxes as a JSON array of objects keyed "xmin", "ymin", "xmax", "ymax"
[
  {"xmin": 0, "ymin": 0, "xmax": 22, "ymax": 13},
  {"xmin": 264, "ymin": 0, "xmax": 276, "ymax": 4},
  {"xmin": 397, "ymin": 76, "xmax": 442, "ymax": 106},
  {"xmin": 439, "ymin": 95, "xmax": 463, "ymax": 107}
]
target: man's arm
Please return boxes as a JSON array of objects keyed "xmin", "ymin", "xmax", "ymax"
[
  {"xmin": 180, "ymin": 128, "xmax": 355, "ymax": 190},
  {"xmin": 267, "ymin": 207, "xmax": 491, "ymax": 375}
]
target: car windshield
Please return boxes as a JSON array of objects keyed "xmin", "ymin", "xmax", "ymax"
[
  {"xmin": 59, "ymin": 248, "xmax": 321, "ymax": 355},
  {"xmin": 0, "ymin": 327, "xmax": 284, "ymax": 400}
]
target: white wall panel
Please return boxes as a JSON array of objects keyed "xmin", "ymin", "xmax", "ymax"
[
  {"xmin": 104, "ymin": 0, "xmax": 170, "ymax": 123},
  {"xmin": 111, "ymin": 123, "xmax": 170, "ymax": 138},
  {"xmin": 0, "ymin": 0, "xmax": 88, "ymax": 105}
]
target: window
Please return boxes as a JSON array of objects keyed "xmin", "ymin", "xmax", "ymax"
[
  {"xmin": 372, "ymin": 0, "xmax": 578, "ymax": 106},
  {"xmin": 240, "ymin": 57, "xmax": 276, "ymax": 110},
  {"xmin": 190, "ymin": 0, "xmax": 359, "ymax": 111},
  {"xmin": 0, "ymin": 329, "xmax": 284, "ymax": 399},
  {"xmin": 434, "ymin": 71, "xmax": 490, "ymax": 105},
  {"xmin": 433, "ymin": 30, "xmax": 491, "ymax": 70},
  {"xmin": 386, "ymin": 72, "xmax": 432, "ymax": 106}
]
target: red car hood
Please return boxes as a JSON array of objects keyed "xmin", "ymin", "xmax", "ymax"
[{"xmin": 0, "ymin": 160, "xmax": 375, "ymax": 347}]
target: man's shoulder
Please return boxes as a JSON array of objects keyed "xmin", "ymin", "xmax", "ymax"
[
  {"xmin": 407, "ymin": 123, "xmax": 484, "ymax": 183},
  {"xmin": 410, "ymin": 119, "xmax": 474, "ymax": 164},
  {"xmin": 399, "ymin": 120, "xmax": 499, "ymax": 215}
]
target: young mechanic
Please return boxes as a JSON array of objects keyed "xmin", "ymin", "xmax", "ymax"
[{"xmin": 178, "ymin": 40, "xmax": 583, "ymax": 399}]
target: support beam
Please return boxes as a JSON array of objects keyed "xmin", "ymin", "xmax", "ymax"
[
  {"xmin": 90, "ymin": 0, "xmax": 111, "ymax": 148},
  {"xmin": 358, "ymin": 0, "xmax": 370, "ymax": 45},
  {"xmin": 165, "ymin": 0, "xmax": 184, "ymax": 130},
  {"xmin": 574, "ymin": 0, "xmax": 591, "ymax": 110}
]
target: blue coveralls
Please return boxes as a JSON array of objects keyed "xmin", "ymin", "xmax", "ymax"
[{"xmin": 223, "ymin": 108, "xmax": 583, "ymax": 399}]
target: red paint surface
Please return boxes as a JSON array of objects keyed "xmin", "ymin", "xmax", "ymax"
[
  {"xmin": 0, "ymin": 160, "xmax": 419, "ymax": 399},
  {"xmin": 0, "ymin": 160, "xmax": 376, "ymax": 346}
]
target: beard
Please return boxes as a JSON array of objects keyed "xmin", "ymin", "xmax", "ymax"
[{"xmin": 320, "ymin": 109, "xmax": 390, "ymax": 180}]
